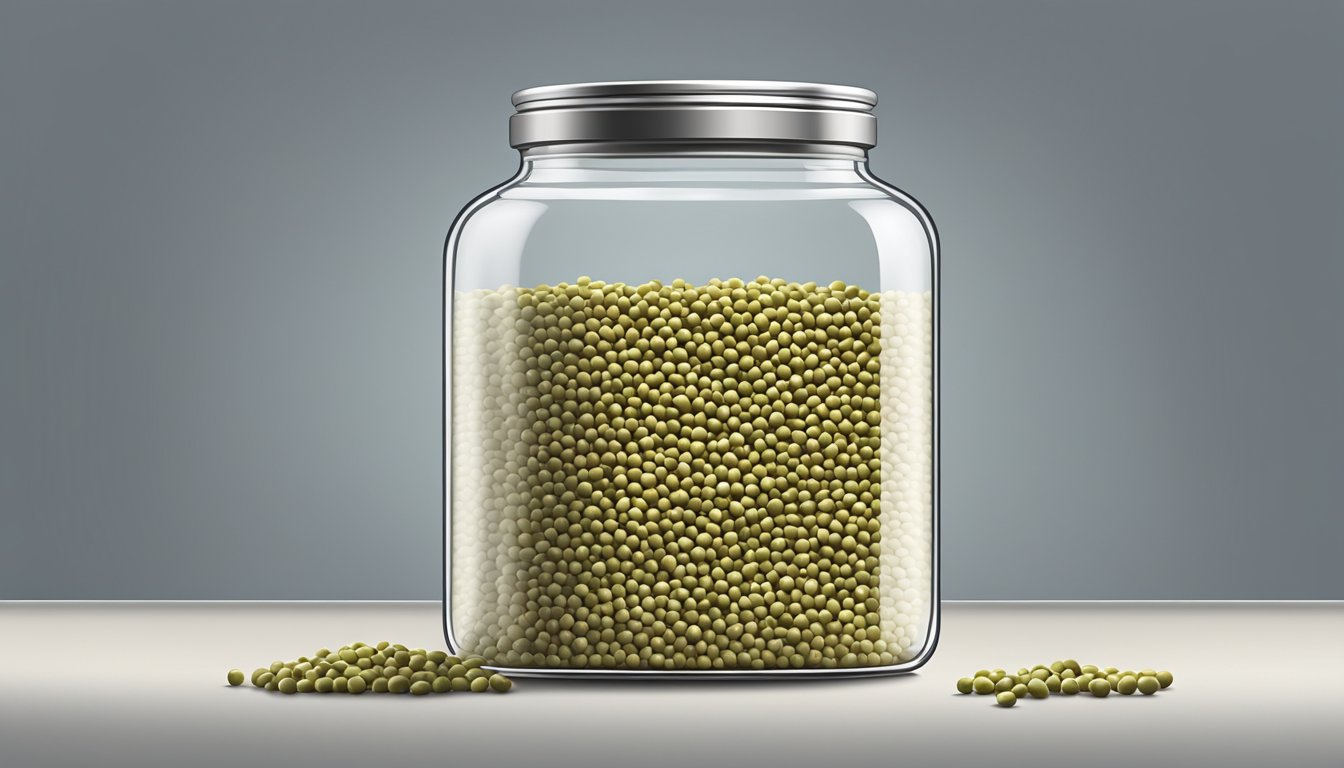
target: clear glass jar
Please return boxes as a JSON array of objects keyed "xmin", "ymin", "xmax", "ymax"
[{"xmin": 445, "ymin": 81, "xmax": 938, "ymax": 677}]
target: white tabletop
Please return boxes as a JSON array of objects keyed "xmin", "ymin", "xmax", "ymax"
[{"xmin": 2, "ymin": 601, "xmax": 1340, "ymax": 767}]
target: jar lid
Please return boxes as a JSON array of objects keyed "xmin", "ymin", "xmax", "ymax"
[{"xmin": 508, "ymin": 80, "xmax": 878, "ymax": 151}]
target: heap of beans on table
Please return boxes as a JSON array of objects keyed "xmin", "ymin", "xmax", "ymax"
[
  {"xmin": 957, "ymin": 660, "xmax": 1173, "ymax": 707},
  {"xmin": 228, "ymin": 642, "xmax": 512, "ymax": 695}
]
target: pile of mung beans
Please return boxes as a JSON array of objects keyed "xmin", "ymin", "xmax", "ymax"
[
  {"xmin": 957, "ymin": 661, "xmax": 1173, "ymax": 707},
  {"xmin": 228, "ymin": 642, "xmax": 513, "ymax": 695},
  {"xmin": 451, "ymin": 277, "xmax": 934, "ymax": 671}
]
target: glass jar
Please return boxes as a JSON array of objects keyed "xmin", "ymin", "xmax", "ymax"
[{"xmin": 445, "ymin": 81, "xmax": 938, "ymax": 677}]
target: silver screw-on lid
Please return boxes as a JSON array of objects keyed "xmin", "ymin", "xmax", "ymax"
[{"xmin": 508, "ymin": 80, "xmax": 878, "ymax": 151}]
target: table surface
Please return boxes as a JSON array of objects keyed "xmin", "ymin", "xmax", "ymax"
[{"xmin": 2, "ymin": 601, "xmax": 1341, "ymax": 767}]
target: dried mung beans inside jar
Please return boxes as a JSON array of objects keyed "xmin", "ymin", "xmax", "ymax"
[{"xmin": 450, "ymin": 276, "xmax": 932, "ymax": 671}]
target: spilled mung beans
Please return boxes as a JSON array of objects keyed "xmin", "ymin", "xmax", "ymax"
[
  {"xmin": 233, "ymin": 643, "xmax": 512, "ymax": 696},
  {"xmin": 955, "ymin": 661, "xmax": 1173, "ymax": 707},
  {"xmin": 451, "ymin": 277, "xmax": 933, "ymax": 670}
]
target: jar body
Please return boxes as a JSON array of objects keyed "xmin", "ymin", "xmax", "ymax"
[{"xmin": 445, "ymin": 153, "xmax": 938, "ymax": 676}]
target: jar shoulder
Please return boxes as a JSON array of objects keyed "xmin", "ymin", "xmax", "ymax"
[
  {"xmin": 448, "ymin": 173, "xmax": 934, "ymax": 245},
  {"xmin": 447, "ymin": 166, "xmax": 935, "ymax": 292}
]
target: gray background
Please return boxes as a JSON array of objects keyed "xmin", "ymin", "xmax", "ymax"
[{"xmin": 1, "ymin": 0, "xmax": 1339, "ymax": 600}]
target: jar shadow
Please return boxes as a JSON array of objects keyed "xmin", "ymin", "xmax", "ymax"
[{"xmin": 510, "ymin": 673, "xmax": 921, "ymax": 693}]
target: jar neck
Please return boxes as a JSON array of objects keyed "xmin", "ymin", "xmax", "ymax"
[
  {"xmin": 516, "ymin": 144, "xmax": 871, "ymax": 183},
  {"xmin": 520, "ymin": 141, "xmax": 868, "ymax": 161}
]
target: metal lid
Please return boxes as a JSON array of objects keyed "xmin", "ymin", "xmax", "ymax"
[{"xmin": 509, "ymin": 80, "xmax": 878, "ymax": 151}]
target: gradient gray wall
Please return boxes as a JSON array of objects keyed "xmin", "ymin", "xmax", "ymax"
[{"xmin": 1, "ymin": 0, "xmax": 1340, "ymax": 599}]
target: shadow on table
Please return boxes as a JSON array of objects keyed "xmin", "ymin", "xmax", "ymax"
[{"xmin": 514, "ymin": 672, "xmax": 921, "ymax": 693}]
